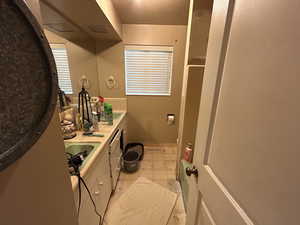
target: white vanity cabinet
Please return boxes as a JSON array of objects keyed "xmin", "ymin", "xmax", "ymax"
[
  {"xmin": 73, "ymin": 147, "xmax": 112, "ymax": 225},
  {"xmin": 72, "ymin": 112, "xmax": 128, "ymax": 225},
  {"xmin": 89, "ymin": 144, "xmax": 112, "ymax": 216}
]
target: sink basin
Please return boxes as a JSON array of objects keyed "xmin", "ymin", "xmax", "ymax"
[
  {"xmin": 64, "ymin": 142, "xmax": 100, "ymax": 169},
  {"xmin": 66, "ymin": 144, "xmax": 94, "ymax": 156},
  {"xmin": 113, "ymin": 112, "xmax": 123, "ymax": 119}
]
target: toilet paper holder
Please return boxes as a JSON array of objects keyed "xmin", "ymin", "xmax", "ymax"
[{"xmin": 167, "ymin": 114, "xmax": 175, "ymax": 125}]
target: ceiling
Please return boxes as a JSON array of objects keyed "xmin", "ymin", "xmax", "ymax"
[{"xmin": 111, "ymin": 0, "xmax": 190, "ymax": 25}]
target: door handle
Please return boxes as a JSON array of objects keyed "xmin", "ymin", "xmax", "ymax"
[{"xmin": 186, "ymin": 166, "xmax": 198, "ymax": 177}]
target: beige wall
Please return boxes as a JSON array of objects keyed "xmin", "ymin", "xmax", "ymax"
[
  {"xmin": 189, "ymin": 8, "xmax": 212, "ymax": 63},
  {"xmin": 97, "ymin": 41, "xmax": 125, "ymax": 98},
  {"xmin": 0, "ymin": 2, "xmax": 78, "ymax": 225},
  {"xmin": 45, "ymin": 30, "xmax": 100, "ymax": 96},
  {"xmin": 95, "ymin": 0, "xmax": 123, "ymax": 38},
  {"xmin": 181, "ymin": 67, "xmax": 204, "ymax": 155},
  {"xmin": 97, "ymin": 24, "xmax": 187, "ymax": 144}
]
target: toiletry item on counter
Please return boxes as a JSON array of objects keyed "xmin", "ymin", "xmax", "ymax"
[
  {"xmin": 90, "ymin": 96, "xmax": 105, "ymax": 123},
  {"xmin": 61, "ymin": 120, "xmax": 76, "ymax": 140},
  {"xmin": 98, "ymin": 96, "xmax": 105, "ymax": 122},
  {"xmin": 83, "ymin": 121, "xmax": 93, "ymax": 135},
  {"xmin": 90, "ymin": 96, "xmax": 100, "ymax": 113},
  {"xmin": 92, "ymin": 112, "xmax": 99, "ymax": 131},
  {"xmin": 104, "ymin": 103, "xmax": 113, "ymax": 125},
  {"xmin": 75, "ymin": 112, "xmax": 82, "ymax": 130},
  {"xmin": 59, "ymin": 107, "xmax": 77, "ymax": 140},
  {"xmin": 83, "ymin": 132, "xmax": 104, "ymax": 137},
  {"xmin": 183, "ymin": 143, "xmax": 193, "ymax": 163}
]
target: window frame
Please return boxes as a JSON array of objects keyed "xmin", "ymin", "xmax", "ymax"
[{"xmin": 124, "ymin": 45, "xmax": 174, "ymax": 96}]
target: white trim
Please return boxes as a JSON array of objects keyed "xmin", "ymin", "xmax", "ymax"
[
  {"xmin": 205, "ymin": 166, "xmax": 255, "ymax": 225},
  {"xmin": 201, "ymin": 200, "xmax": 217, "ymax": 225},
  {"xmin": 125, "ymin": 45, "xmax": 173, "ymax": 52},
  {"xmin": 187, "ymin": 64, "xmax": 205, "ymax": 68}
]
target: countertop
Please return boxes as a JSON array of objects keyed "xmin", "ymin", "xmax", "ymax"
[{"xmin": 65, "ymin": 111, "xmax": 127, "ymax": 190}]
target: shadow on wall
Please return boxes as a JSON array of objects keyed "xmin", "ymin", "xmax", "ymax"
[
  {"xmin": 127, "ymin": 113, "xmax": 156, "ymax": 144},
  {"xmin": 96, "ymin": 40, "xmax": 126, "ymax": 98},
  {"xmin": 96, "ymin": 40, "xmax": 121, "ymax": 53}
]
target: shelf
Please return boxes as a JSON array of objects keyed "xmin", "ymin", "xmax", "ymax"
[
  {"xmin": 188, "ymin": 57, "xmax": 206, "ymax": 66},
  {"xmin": 187, "ymin": 64, "xmax": 205, "ymax": 68}
]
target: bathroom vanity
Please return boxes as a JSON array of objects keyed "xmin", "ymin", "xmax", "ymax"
[{"xmin": 64, "ymin": 111, "xmax": 127, "ymax": 225}]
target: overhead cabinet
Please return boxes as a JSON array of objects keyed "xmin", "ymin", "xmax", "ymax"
[{"xmin": 40, "ymin": 0, "xmax": 122, "ymax": 42}]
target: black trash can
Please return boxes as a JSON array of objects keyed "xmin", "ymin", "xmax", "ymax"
[
  {"xmin": 125, "ymin": 143, "xmax": 144, "ymax": 160},
  {"xmin": 122, "ymin": 143, "xmax": 144, "ymax": 173}
]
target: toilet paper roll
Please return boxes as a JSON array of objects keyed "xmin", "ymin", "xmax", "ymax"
[{"xmin": 167, "ymin": 114, "xmax": 175, "ymax": 125}]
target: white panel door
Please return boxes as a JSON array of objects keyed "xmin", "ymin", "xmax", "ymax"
[{"xmin": 190, "ymin": 0, "xmax": 300, "ymax": 224}]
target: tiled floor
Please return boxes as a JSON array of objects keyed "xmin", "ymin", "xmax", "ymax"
[{"xmin": 103, "ymin": 144, "xmax": 186, "ymax": 225}]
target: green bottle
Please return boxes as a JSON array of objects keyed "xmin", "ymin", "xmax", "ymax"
[{"xmin": 104, "ymin": 103, "xmax": 113, "ymax": 125}]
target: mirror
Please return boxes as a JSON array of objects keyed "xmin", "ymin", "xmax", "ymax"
[{"xmin": 44, "ymin": 29, "xmax": 100, "ymax": 98}]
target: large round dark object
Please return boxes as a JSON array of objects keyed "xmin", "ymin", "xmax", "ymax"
[
  {"xmin": 0, "ymin": 0, "xmax": 58, "ymax": 170},
  {"xmin": 125, "ymin": 143, "xmax": 144, "ymax": 160}
]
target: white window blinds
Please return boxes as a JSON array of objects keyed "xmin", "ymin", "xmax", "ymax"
[
  {"xmin": 50, "ymin": 44, "xmax": 73, "ymax": 94},
  {"xmin": 125, "ymin": 46, "xmax": 174, "ymax": 96}
]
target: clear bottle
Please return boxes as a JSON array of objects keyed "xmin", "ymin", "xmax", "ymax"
[
  {"xmin": 98, "ymin": 96, "xmax": 105, "ymax": 122},
  {"xmin": 92, "ymin": 112, "xmax": 99, "ymax": 131}
]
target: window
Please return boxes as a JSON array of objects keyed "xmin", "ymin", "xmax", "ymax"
[
  {"xmin": 125, "ymin": 45, "xmax": 174, "ymax": 96},
  {"xmin": 50, "ymin": 44, "xmax": 73, "ymax": 94}
]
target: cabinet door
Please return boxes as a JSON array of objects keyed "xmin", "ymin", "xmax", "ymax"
[
  {"xmin": 92, "ymin": 146, "xmax": 112, "ymax": 216},
  {"xmin": 74, "ymin": 176, "xmax": 100, "ymax": 225},
  {"xmin": 109, "ymin": 130, "xmax": 122, "ymax": 190},
  {"xmin": 74, "ymin": 148, "xmax": 112, "ymax": 225}
]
